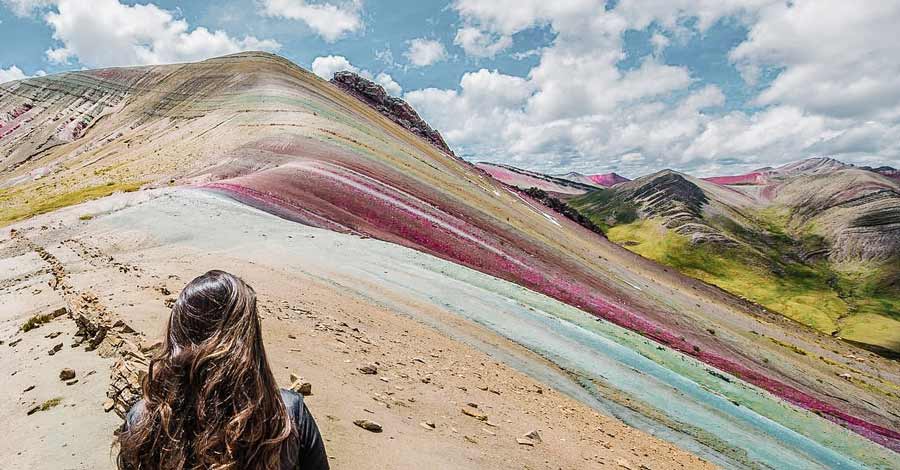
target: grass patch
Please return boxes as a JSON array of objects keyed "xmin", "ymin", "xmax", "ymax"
[
  {"xmin": 569, "ymin": 189, "xmax": 637, "ymax": 231},
  {"xmin": 0, "ymin": 181, "xmax": 142, "ymax": 226},
  {"xmin": 78, "ymin": 214, "xmax": 94, "ymax": 221},
  {"xmin": 22, "ymin": 313, "xmax": 54, "ymax": 332},
  {"xmin": 40, "ymin": 397, "xmax": 62, "ymax": 411},
  {"xmin": 607, "ymin": 220, "xmax": 849, "ymax": 334}
]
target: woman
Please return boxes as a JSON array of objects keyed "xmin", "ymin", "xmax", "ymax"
[{"xmin": 118, "ymin": 270, "xmax": 329, "ymax": 470}]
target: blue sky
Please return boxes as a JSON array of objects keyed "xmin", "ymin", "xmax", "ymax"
[{"xmin": 2, "ymin": 1, "xmax": 899, "ymax": 177}]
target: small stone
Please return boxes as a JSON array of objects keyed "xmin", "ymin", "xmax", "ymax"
[
  {"xmin": 412, "ymin": 357, "xmax": 426, "ymax": 364},
  {"xmin": 461, "ymin": 407, "xmax": 488, "ymax": 421},
  {"xmin": 139, "ymin": 340, "xmax": 162, "ymax": 353},
  {"xmin": 48, "ymin": 343, "xmax": 63, "ymax": 355},
  {"xmin": 358, "ymin": 364, "xmax": 378, "ymax": 375},
  {"xmin": 524, "ymin": 430, "xmax": 542, "ymax": 443},
  {"xmin": 290, "ymin": 380, "xmax": 312, "ymax": 396},
  {"xmin": 27, "ymin": 405, "xmax": 41, "ymax": 416},
  {"xmin": 419, "ymin": 421, "xmax": 435, "ymax": 430},
  {"xmin": 66, "ymin": 379, "xmax": 78, "ymax": 386},
  {"xmin": 464, "ymin": 435, "xmax": 478, "ymax": 444},
  {"xmin": 289, "ymin": 373, "xmax": 301, "ymax": 383},
  {"xmin": 103, "ymin": 400, "xmax": 115, "ymax": 412},
  {"xmin": 23, "ymin": 385, "xmax": 35, "ymax": 392},
  {"xmin": 516, "ymin": 438, "xmax": 534, "ymax": 446},
  {"xmin": 466, "ymin": 402, "xmax": 478, "ymax": 408},
  {"xmin": 353, "ymin": 419, "xmax": 383, "ymax": 432},
  {"xmin": 288, "ymin": 334, "xmax": 297, "ymax": 339},
  {"xmin": 59, "ymin": 368, "xmax": 76, "ymax": 380}
]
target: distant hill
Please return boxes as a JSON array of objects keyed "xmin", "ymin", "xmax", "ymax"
[
  {"xmin": 568, "ymin": 158, "xmax": 900, "ymax": 354},
  {"xmin": 555, "ymin": 171, "xmax": 630, "ymax": 187}
]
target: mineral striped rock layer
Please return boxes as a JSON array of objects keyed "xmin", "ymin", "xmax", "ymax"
[{"xmin": 2, "ymin": 52, "xmax": 899, "ymax": 467}]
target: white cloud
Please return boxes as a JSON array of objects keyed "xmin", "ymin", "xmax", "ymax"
[
  {"xmin": 311, "ymin": 54, "xmax": 358, "ymax": 79},
  {"xmin": 1, "ymin": 0, "xmax": 53, "ymax": 16},
  {"xmin": 42, "ymin": 0, "xmax": 280, "ymax": 68},
  {"xmin": 0, "ymin": 65, "xmax": 27, "ymax": 83},
  {"xmin": 259, "ymin": 0, "xmax": 362, "ymax": 42},
  {"xmin": 731, "ymin": 0, "xmax": 900, "ymax": 120},
  {"xmin": 311, "ymin": 55, "xmax": 401, "ymax": 95},
  {"xmin": 374, "ymin": 72, "xmax": 402, "ymax": 96},
  {"xmin": 404, "ymin": 38, "xmax": 447, "ymax": 67},
  {"xmin": 403, "ymin": 0, "xmax": 900, "ymax": 176},
  {"xmin": 453, "ymin": 27, "xmax": 512, "ymax": 58},
  {"xmin": 650, "ymin": 33, "xmax": 669, "ymax": 55}
]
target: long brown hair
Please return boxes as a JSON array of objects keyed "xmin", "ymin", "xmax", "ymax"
[{"xmin": 118, "ymin": 270, "xmax": 295, "ymax": 470}]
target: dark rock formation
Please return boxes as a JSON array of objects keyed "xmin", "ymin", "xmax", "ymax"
[
  {"xmin": 861, "ymin": 165, "xmax": 900, "ymax": 181},
  {"xmin": 330, "ymin": 71, "xmax": 454, "ymax": 156},
  {"xmin": 521, "ymin": 187, "xmax": 606, "ymax": 238}
]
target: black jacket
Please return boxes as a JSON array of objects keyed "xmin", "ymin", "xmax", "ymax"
[{"xmin": 124, "ymin": 389, "xmax": 329, "ymax": 470}]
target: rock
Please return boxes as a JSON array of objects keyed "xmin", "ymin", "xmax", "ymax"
[
  {"xmin": 139, "ymin": 339, "xmax": 162, "ymax": 353},
  {"xmin": 66, "ymin": 379, "xmax": 78, "ymax": 386},
  {"xmin": 330, "ymin": 71, "xmax": 454, "ymax": 155},
  {"xmin": 420, "ymin": 421, "xmax": 436, "ymax": 430},
  {"xmin": 466, "ymin": 402, "xmax": 479, "ymax": 408},
  {"xmin": 461, "ymin": 407, "xmax": 488, "ymax": 421},
  {"xmin": 48, "ymin": 343, "xmax": 63, "ymax": 355},
  {"xmin": 45, "ymin": 331, "xmax": 62, "ymax": 339},
  {"xmin": 9, "ymin": 338, "xmax": 22, "ymax": 347},
  {"xmin": 516, "ymin": 438, "xmax": 534, "ymax": 446},
  {"xmin": 27, "ymin": 405, "xmax": 41, "ymax": 416},
  {"xmin": 358, "ymin": 364, "xmax": 378, "ymax": 375},
  {"xmin": 290, "ymin": 380, "xmax": 312, "ymax": 396},
  {"xmin": 412, "ymin": 357, "xmax": 426, "ymax": 364},
  {"xmin": 353, "ymin": 419, "xmax": 383, "ymax": 432},
  {"xmin": 23, "ymin": 385, "xmax": 35, "ymax": 392},
  {"xmin": 59, "ymin": 368, "xmax": 76, "ymax": 380},
  {"xmin": 103, "ymin": 399, "xmax": 115, "ymax": 412},
  {"xmin": 464, "ymin": 435, "xmax": 478, "ymax": 444},
  {"xmin": 524, "ymin": 430, "xmax": 542, "ymax": 443}
]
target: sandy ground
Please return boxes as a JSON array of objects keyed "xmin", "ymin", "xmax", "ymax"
[{"xmin": 1, "ymin": 190, "xmax": 714, "ymax": 469}]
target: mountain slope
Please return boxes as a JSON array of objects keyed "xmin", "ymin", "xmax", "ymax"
[
  {"xmin": 475, "ymin": 162, "xmax": 596, "ymax": 197},
  {"xmin": 2, "ymin": 53, "xmax": 899, "ymax": 465}
]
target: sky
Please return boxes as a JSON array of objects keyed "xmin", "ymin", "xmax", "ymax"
[{"xmin": 1, "ymin": 0, "xmax": 899, "ymax": 178}]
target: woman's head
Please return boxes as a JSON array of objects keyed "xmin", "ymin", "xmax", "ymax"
[{"xmin": 118, "ymin": 270, "xmax": 294, "ymax": 470}]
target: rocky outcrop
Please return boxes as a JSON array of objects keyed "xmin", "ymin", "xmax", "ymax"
[
  {"xmin": 861, "ymin": 165, "xmax": 900, "ymax": 181},
  {"xmin": 330, "ymin": 71, "xmax": 454, "ymax": 156},
  {"xmin": 521, "ymin": 187, "xmax": 606, "ymax": 237}
]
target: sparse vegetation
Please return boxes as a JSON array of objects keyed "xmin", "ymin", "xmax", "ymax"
[
  {"xmin": 40, "ymin": 397, "xmax": 62, "ymax": 411},
  {"xmin": 572, "ymin": 183, "xmax": 900, "ymax": 353},
  {"xmin": 0, "ymin": 181, "xmax": 143, "ymax": 226},
  {"xmin": 22, "ymin": 312, "xmax": 55, "ymax": 332}
]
